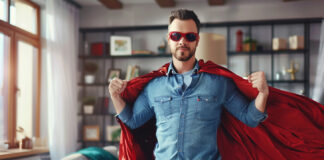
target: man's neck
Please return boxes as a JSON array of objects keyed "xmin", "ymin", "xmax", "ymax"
[{"xmin": 172, "ymin": 57, "xmax": 196, "ymax": 74}]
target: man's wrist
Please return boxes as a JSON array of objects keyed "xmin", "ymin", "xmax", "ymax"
[
  {"xmin": 111, "ymin": 93, "xmax": 122, "ymax": 100},
  {"xmin": 259, "ymin": 92, "xmax": 269, "ymax": 97},
  {"xmin": 259, "ymin": 87, "xmax": 269, "ymax": 97}
]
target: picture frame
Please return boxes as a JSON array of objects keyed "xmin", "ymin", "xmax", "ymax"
[
  {"xmin": 107, "ymin": 69, "xmax": 121, "ymax": 83},
  {"xmin": 106, "ymin": 125, "xmax": 121, "ymax": 142},
  {"xmin": 83, "ymin": 125, "xmax": 100, "ymax": 141},
  {"xmin": 110, "ymin": 36, "xmax": 132, "ymax": 56}
]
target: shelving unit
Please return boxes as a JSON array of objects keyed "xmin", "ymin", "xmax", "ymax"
[
  {"xmin": 78, "ymin": 25, "xmax": 172, "ymax": 149},
  {"xmin": 77, "ymin": 18, "xmax": 322, "ymax": 149},
  {"xmin": 224, "ymin": 19, "xmax": 319, "ymax": 96}
]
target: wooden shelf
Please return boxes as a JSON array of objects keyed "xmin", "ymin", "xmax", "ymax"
[
  {"xmin": 270, "ymin": 80, "xmax": 306, "ymax": 83},
  {"xmin": 78, "ymin": 82, "xmax": 108, "ymax": 86},
  {"xmin": 79, "ymin": 54, "xmax": 172, "ymax": 59},
  {"xmin": 228, "ymin": 49, "xmax": 307, "ymax": 56},
  {"xmin": 272, "ymin": 49, "xmax": 307, "ymax": 54}
]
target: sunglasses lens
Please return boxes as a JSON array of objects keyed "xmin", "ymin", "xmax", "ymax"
[
  {"xmin": 170, "ymin": 32, "xmax": 181, "ymax": 41},
  {"xmin": 186, "ymin": 33, "xmax": 197, "ymax": 42}
]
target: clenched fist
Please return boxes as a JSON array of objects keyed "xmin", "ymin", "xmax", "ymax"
[
  {"xmin": 108, "ymin": 77, "xmax": 127, "ymax": 98},
  {"xmin": 248, "ymin": 71, "xmax": 269, "ymax": 95}
]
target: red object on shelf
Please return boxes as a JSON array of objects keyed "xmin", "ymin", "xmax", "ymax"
[
  {"xmin": 91, "ymin": 43, "xmax": 109, "ymax": 56},
  {"xmin": 236, "ymin": 30, "xmax": 243, "ymax": 52}
]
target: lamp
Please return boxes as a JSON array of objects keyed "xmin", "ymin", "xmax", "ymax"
[{"xmin": 195, "ymin": 33, "xmax": 227, "ymax": 66}]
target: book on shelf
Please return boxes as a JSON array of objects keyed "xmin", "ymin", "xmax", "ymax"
[
  {"xmin": 131, "ymin": 50, "xmax": 153, "ymax": 55},
  {"xmin": 125, "ymin": 65, "xmax": 140, "ymax": 81}
]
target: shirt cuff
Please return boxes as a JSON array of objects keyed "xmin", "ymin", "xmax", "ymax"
[
  {"xmin": 116, "ymin": 104, "xmax": 132, "ymax": 123},
  {"xmin": 248, "ymin": 100, "xmax": 268, "ymax": 122}
]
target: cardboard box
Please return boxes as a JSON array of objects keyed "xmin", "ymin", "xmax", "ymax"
[
  {"xmin": 289, "ymin": 35, "xmax": 304, "ymax": 50},
  {"xmin": 272, "ymin": 38, "xmax": 287, "ymax": 51}
]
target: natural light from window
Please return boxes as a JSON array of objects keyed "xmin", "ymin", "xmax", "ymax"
[
  {"xmin": 0, "ymin": 33, "xmax": 10, "ymax": 142},
  {"xmin": 0, "ymin": 0, "xmax": 8, "ymax": 22},
  {"xmin": 10, "ymin": 0, "xmax": 36, "ymax": 34},
  {"xmin": 16, "ymin": 41, "xmax": 37, "ymax": 141}
]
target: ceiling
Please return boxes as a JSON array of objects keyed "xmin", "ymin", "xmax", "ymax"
[
  {"xmin": 71, "ymin": 0, "xmax": 299, "ymax": 9},
  {"xmin": 74, "ymin": 0, "xmax": 199, "ymax": 7}
]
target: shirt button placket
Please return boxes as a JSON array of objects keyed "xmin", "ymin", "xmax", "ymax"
[{"xmin": 178, "ymin": 97, "xmax": 186, "ymax": 157}]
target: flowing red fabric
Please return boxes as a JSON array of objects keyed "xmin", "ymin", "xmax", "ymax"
[{"xmin": 118, "ymin": 60, "xmax": 324, "ymax": 160}]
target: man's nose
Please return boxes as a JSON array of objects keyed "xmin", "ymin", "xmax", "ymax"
[{"xmin": 179, "ymin": 36, "xmax": 187, "ymax": 45}]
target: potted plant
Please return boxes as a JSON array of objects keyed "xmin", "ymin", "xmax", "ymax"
[
  {"xmin": 82, "ymin": 97, "xmax": 96, "ymax": 114},
  {"xmin": 243, "ymin": 37, "xmax": 257, "ymax": 52},
  {"xmin": 84, "ymin": 62, "xmax": 98, "ymax": 84}
]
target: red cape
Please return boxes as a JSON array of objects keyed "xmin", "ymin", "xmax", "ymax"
[{"xmin": 118, "ymin": 60, "xmax": 324, "ymax": 160}]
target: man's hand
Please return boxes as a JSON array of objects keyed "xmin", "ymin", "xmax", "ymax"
[
  {"xmin": 248, "ymin": 71, "xmax": 269, "ymax": 113},
  {"xmin": 108, "ymin": 77, "xmax": 128, "ymax": 114},
  {"xmin": 248, "ymin": 71, "xmax": 269, "ymax": 95},
  {"xmin": 108, "ymin": 77, "xmax": 127, "ymax": 98}
]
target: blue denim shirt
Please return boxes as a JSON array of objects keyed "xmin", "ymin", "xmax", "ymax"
[{"xmin": 118, "ymin": 60, "xmax": 267, "ymax": 160}]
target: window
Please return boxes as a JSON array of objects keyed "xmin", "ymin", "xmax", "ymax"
[
  {"xmin": 0, "ymin": 0, "xmax": 8, "ymax": 22},
  {"xmin": 0, "ymin": 0, "xmax": 40, "ymax": 148},
  {"xmin": 0, "ymin": 32, "xmax": 10, "ymax": 142},
  {"xmin": 16, "ymin": 40, "xmax": 38, "ymax": 141},
  {"xmin": 10, "ymin": 0, "xmax": 37, "ymax": 34}
]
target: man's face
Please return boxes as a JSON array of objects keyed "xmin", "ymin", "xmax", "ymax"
[{"xmin": 168, "ymin": 19, "xmax": 199, "ymax": 62}]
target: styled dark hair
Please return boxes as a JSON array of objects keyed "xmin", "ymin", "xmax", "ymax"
[{"xmin": 169, "ymin": 9, "xmax": 201, "ymax": 33}]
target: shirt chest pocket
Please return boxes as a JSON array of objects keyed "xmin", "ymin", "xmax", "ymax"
[
  {"xmin": 154, "ymin": 96, "xmax": 178, "ymax": 121},
  {"xmin": 192, "ymin": 95, "xmax": 219, "ymax": 121}
]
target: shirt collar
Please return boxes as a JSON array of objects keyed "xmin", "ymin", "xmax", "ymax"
[{"xmin": 167, "ymin": 59, "xmax": 199, "ymax": 76}]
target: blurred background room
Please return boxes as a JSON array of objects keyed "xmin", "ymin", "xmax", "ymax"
[{"xmin": 0, "ymin": 0, "xmax": 323, "ymax": 159}]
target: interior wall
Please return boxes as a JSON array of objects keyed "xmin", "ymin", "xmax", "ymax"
[{"xmin": 80, "ymin": 0, "xmax": 324, "ymax": 28}]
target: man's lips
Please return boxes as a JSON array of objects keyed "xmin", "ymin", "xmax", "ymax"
[{"xmin": 177, "ymin": 47, "xmax": 189, "ymax": 51}]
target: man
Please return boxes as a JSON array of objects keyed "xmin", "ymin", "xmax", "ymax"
[{"xmin": 109, "ymin": 9, "xmax": 268, "ymax": 160}]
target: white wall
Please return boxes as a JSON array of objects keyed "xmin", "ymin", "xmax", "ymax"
[{"xmin": 80, "ymin": 0, "xmax": 324, "ymax": 28}]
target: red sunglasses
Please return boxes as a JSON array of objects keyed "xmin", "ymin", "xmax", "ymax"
[{"xmin": 169, "ymin": 32, "xmax": 199, "ymax": 42}]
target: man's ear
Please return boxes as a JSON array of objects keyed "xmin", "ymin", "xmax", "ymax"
[{"xmin": 166, "ymin": 33, "xmax": 170, "ymax": 43}]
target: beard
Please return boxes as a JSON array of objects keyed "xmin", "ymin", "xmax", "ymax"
[{"xmin": 172, "ymin": 46, "xmax": 196, "ymax": 62}]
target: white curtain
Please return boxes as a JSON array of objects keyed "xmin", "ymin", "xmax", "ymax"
[
  {"xmin": 44, "ymin": 0, "xmax": 79, "ymax": 159},
  {"xmin": 313, "ymin": 19, "xmax": 324, "ymax": 104}
]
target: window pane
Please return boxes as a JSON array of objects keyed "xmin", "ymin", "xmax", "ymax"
[
  {"xmin": 0, "ymin": 0, "xmax": 8, "ymax": 21},
  {"xmin": 16, "ymin": 41, "xmax": 38, "ymax": 140},
  {"xmin": 0, "ymin": 32, "xmax": 10, "ymax": 142},
  {"xmin": 10, "ymin": 0, "xmax": 37, "ymax": 34}
]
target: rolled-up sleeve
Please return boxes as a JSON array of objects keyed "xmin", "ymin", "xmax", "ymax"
[
  {"xmin": 117, "ymin": 103, "xmax": 133, "ymax": 123},
  {"xmin": 247, "ymin": 100, "xmax": 268, "ymax": 123},
  {"xmin": 223, "ymin": 79, "xmax": 268, "ymax": 127},
  {"xmin": 116, "ymin": 89, "xmax": 154, "ymax": 129}
]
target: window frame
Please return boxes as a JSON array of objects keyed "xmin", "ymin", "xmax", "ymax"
[{"xmin": 0, "ymin": 0, "xmax": 41, "ymax": 148}]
